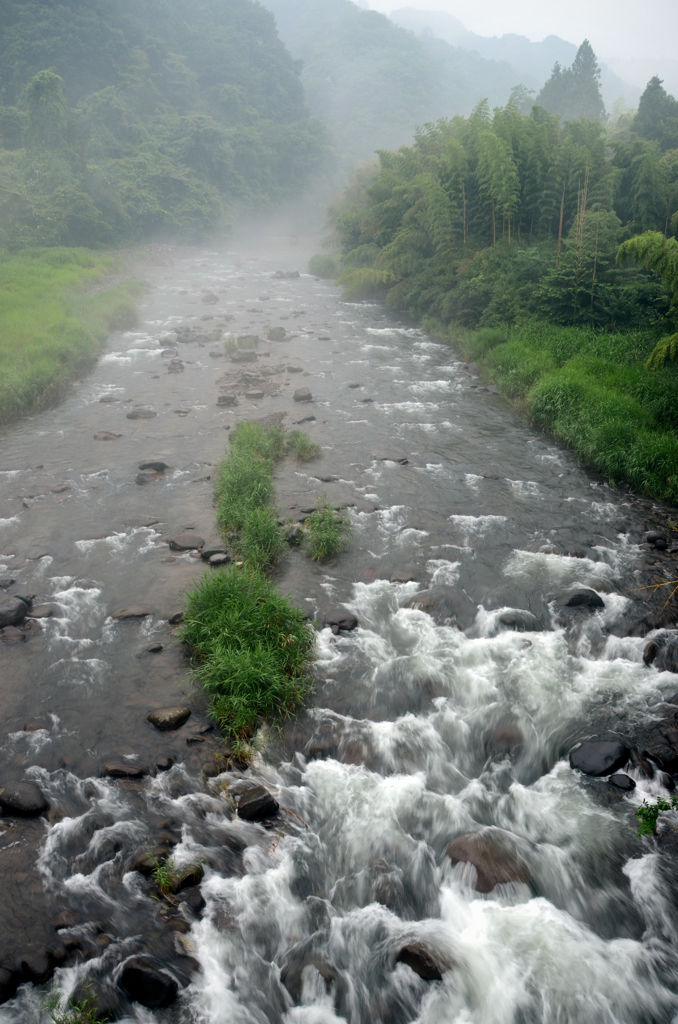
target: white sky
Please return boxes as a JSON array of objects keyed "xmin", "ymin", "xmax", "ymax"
[{"xmin": 364, "ymin": 0, "xmax": 678, "ymax": 60}]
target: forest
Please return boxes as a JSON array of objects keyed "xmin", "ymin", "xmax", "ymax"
[
  {"xmin": 326, "ymin": 54, "xmax": 678, "ymax": 503},
  {"xmin": 0, "ymin": 0, "xmax": 327, "ymax": 248}
]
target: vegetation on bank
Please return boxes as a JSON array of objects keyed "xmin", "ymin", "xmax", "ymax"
[
  {"xmin": 181, "ymin": 423, "xmax": 349, "ymax": 742},
  {"xmin": 0, "ymin": 0, "xmax": 327, "ymax": 248},
  {"xmin": 0, "ymin": 247, "xmax": 140, "ymax": 422},
  {"xmin": 320, "ymin": 74, "xmax": 678, "ymax": 504},
  {"xmin": 306, "ymin": 495, "xmax": 353, "ymax": 561}
]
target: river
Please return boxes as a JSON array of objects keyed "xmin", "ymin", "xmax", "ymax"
[{"xmin": 1, "ymin": 235, "xmax": 678, "ymax": 1024}]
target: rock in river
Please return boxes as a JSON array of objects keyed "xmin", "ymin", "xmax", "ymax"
[
  {"xmin": 93, "ymin": 431, "xmax": 122, "ymax": 441},
  {"xmin": 119, "ymin": 956, "xmax": 178, "ymax": 1008},
  {"xmin": 111, "ymin": 605, "xmax": 153, "ymax": 619},
  {"xmin": 126, "ymin": 409, "xmax": 157, "ymax": 420},
  {"xmin": 0, "ymin": 595, "xmax": 29, "ymax": 628},
  {"xmin": 0, "ymin": 780, "xmax": 49, "ymax": 817},
  {"xmin": 293, "ymin": 386, "xmax": 312, "ymax": 402},
  {"xmin": 138, "ymin": 460, "xmax": 169, "ymax": 473},
  {"xmin": 147, "ymin": 707, "xmax": 191, "ymax": 731},
  {"xmin": 217, "ymin": 394, "xmax": 238, "ymax": 406},
  {"xmin": 103, "ymin": 763, "xmax": 147, "ymax": 779},
  {"xmin": 569, "ymin": 740, "xmax": 630, "ymax": 776},
  {"xmin": 556, "ymin": 589, "xmax": 605, "ymax": 610},
  {"xmin": 237, "ymin": 784, "xmax": 279, "ymax": 821},
  {"xmin": 169, "ymin": 533, "xmax": 204, "ymax": 552},
  {"xmin": 447, "ymin": 833, "xmax": 530, "ymax": 893},
  {"xmin": 324, "ymin": 612, "xmax": 358, "ymax": 635},
  {"xmin": 396, "ymin": 943, "xmax": 451, "ymax": 981}
]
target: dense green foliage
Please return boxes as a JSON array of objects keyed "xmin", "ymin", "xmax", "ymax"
[
  {"xmin": 180, "ymin": 566, "xmax": 313, "ymax": 740},
  {"xmin": 0, "ymin": 0, "xmax": 327, "ymax": 247},
  {"xmin": 0, "ymin": 247, "xmax": 139, "ymax": 421},
  {"xmin": 536, "ymin": 41, "xmax": 606, "ymax": 123},
  {"xmin": 635, "ymin": 796, "xmax": 678, "ymax": 837},
  {"xmin": 328, "ymin": 79, "xmax": 678, "ymax": 503},
  {"xmin": 305, "ymin": 495, "xmax": 353, "ymax": 561}
]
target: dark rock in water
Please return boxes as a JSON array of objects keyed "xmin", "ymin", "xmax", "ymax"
[
  {"xmin": 273, "ymin": 270, "xmax": 300, "ymax": 279},
  {"xmin": 147, "ymin": 707, "xmax": 191, "ymax": 730},
  {"xmin": 209, "ymin": 350, "xmax": 225, "ymax": 358},
  {"xmin": 169, "ymin": 533, "xmax": 204, "ymax": 552},
  {"xmin": 0, "ymin": 780, "xmax": 48, "ymax": 817},
  {"xmin": 131, "ymin": 847, "xmax": 170, "ymax": 875},
  {"xmin": 396, "ymin": 943, "xmax": 451, "ymax": 981},
  {"xmin": 119, "ymin": 956, "xmax": 178, "ymax": 1008},
  {"xmin": 556, "ymin": 589, "xmax": 605, "ymax": 610},
  {"xmin": 217, "ymin": 394, "xmax": 238, "ymax": 406},
  {"xmin": 201, "ymin": 760, "xmax": 221, "ymax": 778},
  {"xmin": 348, "ymin": 383, "xmax": 362, "ymax": 388},
  {"xmin": 111, "ymin": 605, "xmax": 153, "ymax": 619},
  {"xmin": 71, "ymin": 980, "xmax": 124, "ymax": 1022},
  {"xmin": 647, "ymin": 532, "xmax": 669, "ymax": 549},
  {"xmin": 141, "ymin": 642, "xmax": 163, "ymax": 654},
  {"xmin": 126, "ymin": 409, "xmax": 157, "ymax": 420},
  {"xmin": 99, "ymin": 395, "xmax": 118, "ymax": 403},
  {"xmin": 202, "ymin": 292, "xmax": 219, "ymax": 304},
  {"xmin": 267, "ymin": 326, "xmax": 286, "ymax": 341},
  {"xmin": 20, "ymin": 952, "xmax": 52, "ymax": 983},
  {"xmin": 29, "ymin": 605, "xmax": 54, "ymax": 618},
  {"xmin": 497, "ymin": 610, "xmax": 542, "ymax": 632},
  {"xmin": 644, "ymin": 636, "xmax": 678, "ymax": 673},
  {"xmin": 293, "ymin": 386, "xmax": 312, "ymax": 402},
  {"xmin": 0, "ymin": 967, "xmax": 16, "ymax": 1004},
  {"xmin": 176, "ymin": 863, "xmax": 204, "ymax": 892},
  {"xmin": 168, "ymin": 611, "xmax": 185, "ymax": 625},
  {"xmin": 52, "ymin": 909, "xmax": 79, "ymax": 930},
  {"xmin": 209, "ymin": 553, "xmax": 231, "ymax": 566},
  {"xmin": 156, "ymin": 757, "xmax": 173, "ymax": 772},
  {"xmin": 237, "ymin": 784, "xmax": 279, "ymax": 821},
  {"xmin": 447, "ymin": 833, "xmax": 531, "ymax": 892},
  {"xmin": 609, "ymin": 773, "xmax": 636, "ymax": 791},
  {"xmin": 167, "ymin": 359, "xmax": 184, "ymax": 373},
  {"xmin": 161, "ymin": 349, "xmax": 178, "ymax": 357},
  {"xmin": 643, "ymin": 640, "xmax": 659, "ymax": 666},
  {"xmin": 569, "ymin": 741, "xmax": 630, "ymax": 776},
  {"xmin": 177, "ymin": 887, "xmax": 206, "ymax": 916},
  {"xmin": 230, "ymin": 350, "xmax": 257, "ymax": 363},
  {"xmin": 103, "ymin": 763, "xmax": 147, "ymax": 779},
  {"xmin": 136, "ymin": 470, "xmax": 160, "ymax": 485},
  {"xmin": 245, "ymin": 390, "xmax": 265, "ymax": 400},
  {"xmin": 0, "ymin": 625, "xmax": 26, "ymax": 644},
  {"xmin": 94, "ymin": 431, "xmax": 122, "ymax": 440},
  {"xmin": 0, "ymin": 578, "xmax": 14, "ymax": 590},
  {"xmin": 390, "ymin": 570, "xmax": 418, "ymax": 584},
  {"xmin": 287, "ymin": 365, "xmax": 303, "ymax": 373},
  {"xmin": 124, "ymin": 516, "xmax": 160, "ymax": 528},
  {"xmin": 139, "ymin": 460, "xmax": 169, "ymax": 473},
  {"xmin": 280, "ymin": 948, "xmax": 337, "ymax": 1003},
  {"xmin": 324, "ymin": 612, "xmax": 358, "ymax": 635}
]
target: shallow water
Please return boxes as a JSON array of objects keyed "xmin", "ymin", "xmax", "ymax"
[{"xmin": 0, "ymin": 238, "xmax": 677, "ymax": 1023}]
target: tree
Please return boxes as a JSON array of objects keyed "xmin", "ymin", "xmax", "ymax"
[
  {"xmin": 536, "ymin": 41, "xmax": 606, "ymax": 123},
  {"xmin": 633, "ymin": 77, "xmax": 678, "ymax": 152},
  {"xmin": 23, "ymin": 68, "xmax": 67, "ymax": 150},
  {"xmin": 618, "ymin": 231, "xmax": 678, "ymax": 367}
]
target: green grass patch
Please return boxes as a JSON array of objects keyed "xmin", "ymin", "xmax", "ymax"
[
  {"xmin": 455, "ymin": 320, "xmax": 678, "ymax": 505},
  {"xmin": 180, "ymin": 566, "xmax": 314, "ymax": 739},
  {"xmin": 287, "ymin": 429, "xmax": 322, "ymax": 462},
  {"xmin": 306, "ymin": 494, "xmax": 353, "ymax": 561},
  {"xmin": 0, "ymin": 246, "xmax": 141, "ymax": 422},
  {"xmin": 308, "ymin": 252, "xmax": 342, "ymax": 278}
]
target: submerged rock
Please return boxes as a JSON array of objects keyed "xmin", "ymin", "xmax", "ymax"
[
  {"xmin": 396, "ymin": 943, "xmax": 452, "ymax": 981},
  {"xmin": 324, "ymin": 612, "xmax": 358, "ymax": 635},
  {"xmin": 111, "ymin": 605, "xmax": 153, "ymax": 619},
  {"xmin": 93, "ymin": 431, "xmax": 122, "ymax": 441},
  {"xmin": 126, "ymin": 409, "xmax": 157, "ymax": 420},
  {"xmin": 569, "ymin": 740, "xmax": 630, "ymax": 776},
  {"xmin": 147, "ymin": 707, "xmax": 191, "ymax": 730},
  {"xmin": 390, "ymin": 570, "xmax": 418, "ymax": 584},
  {"xmin": 0, "ymin": 596, "xmax": 28, "ymax": 628},
  {"xmin": 0, "ymin": 780, "xmax": 48, "ymax": 817},
  {"xmin": 556, "ymin": 589, "xmax": 605, "ymax": 610},
  {"xmin": 447, "ymin": 833, "xmax": 531, "ymax": 892},
  {"xmin": 119, "ymin": 956, "xmax": 178, "ymax": 1008},
  {"xmin": 644, "ymin": 635, "xmax": 678, "ymax": 673}
]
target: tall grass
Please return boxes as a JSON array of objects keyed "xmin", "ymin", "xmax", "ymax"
[
  {"xmin": 458, "ymin": 320, "xmax": 678, "ymax": 505},
  {"xmin": 305, "ymin": 494, "xmax": 353, "ymax": 561},
  {"xmin": 180, "ymin": 566, "xmax": 314, "ymax": 739},
  {"xmin": 0, "ymin": 247, "xmax": 141, "ymax": 422}
]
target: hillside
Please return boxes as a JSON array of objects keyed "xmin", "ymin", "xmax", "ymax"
[
  {"xmin": 260, "ymin": 0, "xmax": 521, "ymax": 166},
  {"xmin": 0, "ymin": 0, "xmax": 327, "ymax": 247}
]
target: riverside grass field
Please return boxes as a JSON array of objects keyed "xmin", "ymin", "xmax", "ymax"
[{"xmin": 0, "ymin": 248, "xmax": 141, "ymax": 423}]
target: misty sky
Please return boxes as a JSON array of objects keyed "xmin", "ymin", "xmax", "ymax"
[{"xmin": 364, "ymin": 0, "xmax": 678, "ymax": 61}]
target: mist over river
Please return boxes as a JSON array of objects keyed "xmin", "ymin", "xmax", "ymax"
[{"xmin": 1, "ymin": 236, "xmax": 678, "ymax": 1024}]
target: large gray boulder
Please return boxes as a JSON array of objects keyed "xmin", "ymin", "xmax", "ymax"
[{"xmin": 0, "ymin": 596, "xmax": 28, "ymax": 628}]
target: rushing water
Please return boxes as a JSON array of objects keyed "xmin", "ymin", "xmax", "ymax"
[{"xmin": 1, "ymin": 238, "xmax": 678, "ymax": 1024}]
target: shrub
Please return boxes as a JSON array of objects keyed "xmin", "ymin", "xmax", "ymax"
[
  {"xmin": 305, "ymin": 494, "xmax": 352, "ymax": 561},
  {"xmin": 308, "ymin": 252, "xmax": 342, "ymax": 278},
  {"xmin": 286, "ymin": 429, "xmax": 321, "ymax": 462}
]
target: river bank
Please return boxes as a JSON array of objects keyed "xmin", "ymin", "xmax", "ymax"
[{"xmin": 1, "ymin": 235, "xmax": 678, "ymax": 1023}]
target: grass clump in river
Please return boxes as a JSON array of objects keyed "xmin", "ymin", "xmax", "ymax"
[
  {"xmin": 180, "ymin": 566, "xmax": 313, "ymax": 739},
  {"xmin": 306, "ymin": 494, "xmax": 353, "ymax": 561},
  {"xmin": 0, "ymin": 247, "xmax": 141, "ymax": 423}
]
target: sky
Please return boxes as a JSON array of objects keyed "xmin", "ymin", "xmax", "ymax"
[{"xmin": 363, "ymin": 0, "xmax": 678, "ymax": 61}]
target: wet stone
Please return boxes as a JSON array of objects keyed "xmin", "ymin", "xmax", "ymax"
[
  {"xmin": 557, "ymin": 589, "xmax": 605, "ymax": 610},
  {"xmin": 126, "ymin": 409, "xmax": 157, "ymax": 420},
  {"xmin": 119, "ymin": 956, "xmax": 178, "ymax": 1008},
  {"xmin": 0, "ymin": 780, "xmax": 49, "ymax": 817},
  {"xmin": 209, "ymin": 553, "xmax": 231, "ymax": 566},
  {"xmin": 324, "ymin": 612, "xmax": 358, "ymax": 635},
  {"xmin": 111, "ymin": 605, "xmax": 153, "ymax": 619},
  {"xmin": 147, "ymin": 707, "xmax": 191, "ymax": 730},
  {"xmin": 287, "ymin": 365, "xmax": 303, "ymax": 373},
  {"xmin": 168, "ymin": 611, "xmax": 185, "ymax": 624},
  {"xmin": 230, "ymin": 350, "xmax": 257, "ymax": 363},
  {"xmin": 136, "ymin": 470, "xmax": 160, "ymax": 485},
  {"xmin": 569, "ymin": 741, "xmax": 630, "ymax": 776},
  {"xmin": 217, "ymin": 394, "xmax": 238, "ymax": 406},
  {"xmin": 202, "ymin": 292, "xmax": 219, "ymax": 304},
  {"xmin": 167, "ymin": 359, "xmax": 184, "ymax": 373},
  {"xmin": 29, "ymin": 605, "xmax": 54, "ymax": 618},
  {"xmin": 156, "ymin": 757, "xmax": 173, "ymax": 772},
  {"xmin": 447, "ymin": 833, "xmax": 530, "ymax": 892},
  {"xmin": 267, "ymin": 326, "xmax": 286, "ymax": 341},
  {"xmin": 237, "ymin": 784, "xmax": 279, "ymax": 821},
  {"xmin": 293, "ymin": 386, "xmax": 312, "ymax": 402},
  {"xmin": 52, "ymin": 910, "xmax": 79, "ymax": 930},
  {"xmin": 245, "ymin": 390, "xmax": 264, "ymax": 400},
  {"xmin": 0, "ymin": 626, "xmax": 26, "ymax": 643},
  {"xmin": 139, "ymin": 460, "xmax": 169, "ymax": 473},
  {"xmin": 609, "ymin": 773, "xmax": 636, "ymax": 791},
  {"xmin": 169, "ymin": 533, "xmax": 204, "ymax": 552},
  {"xmin": 396, "ymin": 944, "xmax": 451, "ymax": 981},
  {"xmin": 93, "ymin": 431, "xmax": 122, "ymax": 440},
  {"xmin": 390, "ymin": 570, "xmax": 418, "ymax": 584},
  {"xmin": 103, "ymin": 763, "xmax": 147, "ymax": 779}
]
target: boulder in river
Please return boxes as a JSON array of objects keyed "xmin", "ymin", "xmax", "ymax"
[
  {"xmin": 267, "ymin": 326, "xmax": 286, "ymax": 341},
  {"xmin": 396, "ymin": 943, "xmax": 452, "ymax": 981},
  {"xmin": 324, "ymin": 612, "xmax": 358, "ymax": 635},
  {"xmin": 201, "ymin": 292, "xmax": 219, "ymax": 304},
  {"xmin": 136, "ymin": 470, "xmax": 160, "ymax": 485},
  {"xmin": 119, "ymin": 956, "xmax": 178, "ymax": 1008},
  {"xmin": 0, "ymin": 595, "xmax": 28, "ymax": 628},
  {"xmin": 569, "ymin": 740, "xmax": 630, "ymax": 776},
  {"xmin": 103, "ymin": 763, "xmax": 147, "ymax": 779},
  {"xmin": 496, "ymin": 610, "xmax": 542, "ymax": 632},
  {"xmin": 167, "ymin": 359, "xmax": 184, "ymax": 373},
  {"xmin": 176, "ymin": 863, "xmax": 204, "ymax": 892},
  {"xmin": 643, "ymin": 636, "xmax": 678, "ymax": 673},
  {"xmin": 447, "ymin": 833, "xmax": 531, "ymax": 892},
  {"xmin": 169, "ymin": 533, "xmax": 204, "ymax": 552},
  {"xmin": 556, "ymin": 589, "xmax": 605, "ymax": 610},
  {"xmin": 0, "ymin": 780, "xmax": 48, "ymax": 817},
  {"xmin": 209, "ymin": 553, "xmax": 231, "ymax": 566},
  {"xmin": 237, "ymin": 784, "xmax": 279, "ymax": 821},
  {"xmin": 93, "ymin": 431, "xmax": 122, "ymax": 441},
  {"xmin": 230, "ymin": 350, "xmax": 257, "ymax": 363},
  {"xmin": 111, "ymin": 606, "xmax": 153, "ymax": 619},
  {"xmin": 647, "ymin": 532, "xmax": 669, "ymax": 550},
  {"xmin": 147, "ymin": 707, "xmax": 191, "ymax": 730},
  {"xmin": 0, "ymin": 625, "xmax": 26, "ymax": 643},
  {"xmin": 126, "ymin": 409, "xmax": 157, "ymax": 420},
  {"xmin": 280, "ymin": 948, "xmax": 337, "ymax": 1003},
  {"xmin": 390, "ymin": 570, "xmax": 419, "ymax": 584},
  {"xmin": 609, "ymin": 773, "xmax": 636, "ymax": 791},
  {"xmin": 138, "ymin": 461, "xmax": 169, "ymax": 473},
  {"xmin": 217, "ymin": 394, "xmax": 238, "ymax": 406},
  {"xmin": 293, "ymin": 386, "xmax": 312, "ymax": 402}
]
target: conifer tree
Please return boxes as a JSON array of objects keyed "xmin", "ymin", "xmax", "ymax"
[{"xmin": 537, "ymin": 41, "xmax": 606, "ymax": 123}]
